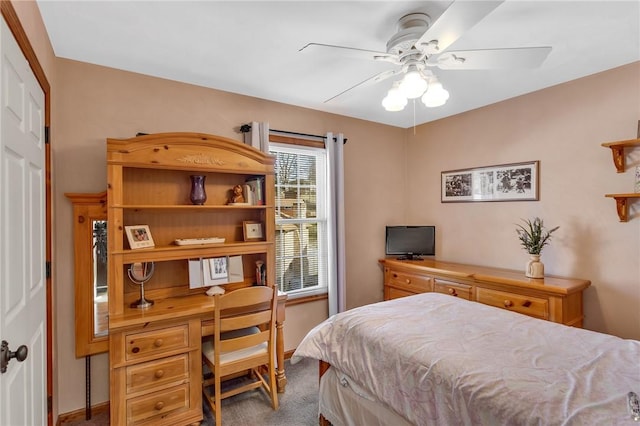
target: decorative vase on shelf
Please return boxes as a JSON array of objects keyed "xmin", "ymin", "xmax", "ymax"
[
  {"xmin": 190, "ymin": 175, "xmax": 207, "ymax": 205},
  {"xmin": 525, "ymin": 254, "xmax": 544, "ymax": 278}
]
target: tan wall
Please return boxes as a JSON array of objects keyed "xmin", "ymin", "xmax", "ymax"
[
  {"xmin": 52, "ymin": 58, "xmax": 406, "ymax": 414},
  {"xmin": 406, "ymin": 62, "xmax": 640, "ymax": 339},
  {"xmin": 11, "ymin": 0, "xmax": 56, "ymax": 77}
]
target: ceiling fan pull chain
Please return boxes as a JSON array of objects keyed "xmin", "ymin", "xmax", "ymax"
[{"xmin": 413, "ymin": 99, "xmax": 416, "ymax": 136}]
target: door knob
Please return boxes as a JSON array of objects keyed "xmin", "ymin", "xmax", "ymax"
[{"xmin": 1, "ymin": 340, "xmax": 28, "ymax": 373}]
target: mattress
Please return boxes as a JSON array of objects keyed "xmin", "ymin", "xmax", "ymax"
[{"xmin": 292, "ymin": 292, "xmax": 640, "ymax": 425}]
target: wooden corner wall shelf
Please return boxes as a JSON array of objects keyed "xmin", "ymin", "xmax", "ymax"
[
  {"xmin": 602, "ymin": 136, "xmax": 640, "ymax": 221},
  {"xmin": 605, "ymin": 193, "xmax": 640, "ymax": 222},
  {"xmin": 601, "ymin": 138, "xmax": 640, "ymax": 173}
]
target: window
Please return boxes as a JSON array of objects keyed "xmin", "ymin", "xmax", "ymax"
[{"xmin": 270, "ymin": 143, "xmax": 328, "ymax": 298}]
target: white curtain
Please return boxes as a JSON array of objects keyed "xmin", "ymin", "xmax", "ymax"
[
  {"xmin": 326, "ymin": 132, "xmax": 346, "ymax": 316},
  {"xmin": 242, "ymin": 121, "xmax": 270, "ymax": 153}
]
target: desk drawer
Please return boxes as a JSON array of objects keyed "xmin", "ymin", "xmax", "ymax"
[
  {"xmin": 434, "ymin": 279, "xmax": 472, "ymax": 300},
  {"xmin": 125, "ymin": 325, "xmax": 189, "ymax": 361},
  {"xmin": 127, "ymin": 383, "xmax": 190, "ymax": 425},
  {"xmin": 476, "ymin": 287, "xmax": 548, "ymax": 320},
  {"xmin": 386, "ymin": 269, "xmax": 433, "ymax": 293},
  {"xmin": 126, "ymin": 354, "xmax": 189, "ymax": 395}
]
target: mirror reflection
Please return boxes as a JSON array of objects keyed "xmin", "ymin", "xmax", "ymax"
[{"xmin": 92, "ymin": 220, "xmax": 108, "ymax": 337}]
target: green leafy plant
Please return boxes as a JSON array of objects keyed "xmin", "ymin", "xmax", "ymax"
[{"xmin": 515, "ymin": 217, "xmax": 559, "ymax": 255}]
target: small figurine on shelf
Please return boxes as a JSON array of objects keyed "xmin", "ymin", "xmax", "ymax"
[{"xmin": 228, "ymin": 184, "xmax": 246, "ymax": 204}]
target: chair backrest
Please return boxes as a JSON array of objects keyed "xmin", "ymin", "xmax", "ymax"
[{"xmin": 212, "ymin": 286, "xmax": 276, "ymax": 365}]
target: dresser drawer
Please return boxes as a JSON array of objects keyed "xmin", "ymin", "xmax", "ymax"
[
  {"xmin": 386, "ymin": 286, "xmax": 419, "ymax": 300},
  {"xmin": 127, "ymin": 383, "xmax": 190, "ymax": 425},
  {"xmin": 126, "ymin": 354, "xmax": 189, "ymax": 395},
  {"xmin": 476, "ymin": 287, "xmax": 548, "ymax": 320},
  {"xmin": 434, "ymin": 279, "xmax": 472, "ymax": 300},
  {"xmin": 386, "ymin": 269, "xmax": 433, "ymax": 293},
  {"xmin": 125, "ymin": 325, "xmax": 189, "ymax": 361}
]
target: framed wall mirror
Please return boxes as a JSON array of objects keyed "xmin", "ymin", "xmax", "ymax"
[{"xmin": 66, "ymin": 191, "xmax": 109, "ymax": 356}]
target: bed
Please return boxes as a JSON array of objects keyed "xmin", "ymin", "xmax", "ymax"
[{"xmin": 291, "ymin": 292, "xmax": 640, "ymax": 425}]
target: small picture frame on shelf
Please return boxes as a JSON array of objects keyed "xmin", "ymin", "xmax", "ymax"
[
  {"xmin": 243, "ymin": 221, "xmax": 264, "ymax": 241},
  {"xmin": 124, "ymin": 225, "xmax": 155, "ymax": 249}
]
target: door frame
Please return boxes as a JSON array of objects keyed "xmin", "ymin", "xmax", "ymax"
[{"xmin": 0, "ymin": 1, "xmax": 52, "ymax": 425}]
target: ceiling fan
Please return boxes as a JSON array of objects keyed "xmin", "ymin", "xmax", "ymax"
[{"xmin": 299, "ymin": 0, "xmax": 551, "ymax": 111}]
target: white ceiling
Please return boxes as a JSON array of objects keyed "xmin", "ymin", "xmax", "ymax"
[{"xmin": 36, "ymin": 1, "xmax": 639, "ymax": 129}]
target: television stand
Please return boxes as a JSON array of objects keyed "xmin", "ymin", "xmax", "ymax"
[{"xmin": 396, "ymin": 255, "xmax": 422, "ymax": 261}]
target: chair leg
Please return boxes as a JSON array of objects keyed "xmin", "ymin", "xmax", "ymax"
[
  {"xmin": 215, "ymin": 378, "xmax": 222, "ymax": 426},
  {"xmin": 268, "ymin": 365, "xmax": 279, "ymax": 410}
]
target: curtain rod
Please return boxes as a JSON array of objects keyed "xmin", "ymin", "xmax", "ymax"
[{"xmin": 239, "ymin": 124, "xmax": 347, "ymax": 144}]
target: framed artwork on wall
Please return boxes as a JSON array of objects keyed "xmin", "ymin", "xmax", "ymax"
[{"xmin": 441, "ymin": 161, "xmax": 539, "ymax": 202}]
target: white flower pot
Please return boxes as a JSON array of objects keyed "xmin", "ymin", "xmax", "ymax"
[{"xmin": 526, "ymin": 254, "xmax": 544, "ymax": 278}]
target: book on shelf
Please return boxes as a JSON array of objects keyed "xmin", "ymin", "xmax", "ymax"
[
  {"xmin": 245, "ymin": 176, "xmax": 265, "ymax": 205},
  {"xmin": 255, "ymin": 260, "xmax": 266, "ymax": 286},
  {"xmin": 242, "ymin": 183, "xmax": 254, "ymax": 205}
]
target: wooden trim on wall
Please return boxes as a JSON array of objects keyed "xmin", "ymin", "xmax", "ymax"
[
  {"xmin": 1, "ymin": 2, "xmax": 53, "ymax": 425},
  {"xmin": 55, "ymin": 402, "xmax": 110, "ymax": 426},
  {"xmin": 285, "ymin": 292, "xmax": 328, "ymax": 307},
  {"xmin": 269, "ymin": 134, "xmax": 325, "ymax": 149}
]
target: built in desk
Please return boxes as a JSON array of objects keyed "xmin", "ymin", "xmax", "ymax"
[{"xmin": 108, "ymin": 292, "xmax": 287, "ymax": 426}]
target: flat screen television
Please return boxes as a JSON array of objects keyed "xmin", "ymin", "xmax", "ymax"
[{"xmin": 385, "ymin": 225, "xmax": 435, "ymax": 260}]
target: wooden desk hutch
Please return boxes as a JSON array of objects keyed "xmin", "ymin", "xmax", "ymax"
[{"xmin": 107, "ymin": 132, "xmax": 283, "ymax": 425}]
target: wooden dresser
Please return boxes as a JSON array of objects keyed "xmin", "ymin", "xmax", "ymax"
[{"xmin": 380, "ymin": 258, "xmax": 591, "ymax": 327}]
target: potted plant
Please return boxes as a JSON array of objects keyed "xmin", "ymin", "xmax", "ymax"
[{"xmin": 515, "ymin": 217, "xmax": 559, "ymax": 278}]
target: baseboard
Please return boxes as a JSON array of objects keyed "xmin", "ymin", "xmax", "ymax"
[{"xmin": 56, "ymin": 401, "xmax": 109, "ymax": 426}]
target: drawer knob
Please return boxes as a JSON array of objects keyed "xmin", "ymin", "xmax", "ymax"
[
  {"xmin": 504, "ymin": 300, "xmax": 513, "ymax": 308},
  {"xmin": 448, "ymin": 288, "xmax": 457, "ymax": 296},
  {"xmin": 154, "ymin": 401, "xmax": 165, "ymax": 411},
  {"xmin": 405, "ymin": 279, "xmax": 411, "ymax": 284},
  {"xmin": 153, "ymin": 339, "xmax": 164, "ymax": 348},
  {"xmin": 154, "ymin": 369, "xmax": 164, "ymax": 379},
  {"xmin": 522, "ymin": 300, "xmax": 532, "ymax": 308}
]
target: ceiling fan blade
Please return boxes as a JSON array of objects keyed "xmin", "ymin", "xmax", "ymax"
[
  {"xmin": 432, "ymin": 47, "xmax": 552, "ymax": 70},
  {"xmin": 324, "ymin": 68, "xmax": 403, "ymax": 103},
  {"xmin": 414, "ymin": 1, "xmax": 504, "ymax": 54},
  {"xmin": 299, "ymin": 43, "xmax": 399, "ymax": 63}
]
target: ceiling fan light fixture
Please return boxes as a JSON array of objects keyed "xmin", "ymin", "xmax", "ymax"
[
  {"xmin": 421, "ymin": 81, "xmax": 450, "ymax": 107},
  {"xmin": 398, "ymin": 69, "xmax": 428, "ymax": 99},
  {"xmin": 382, "ymin": 82, "xmax": 407, "ymax": 111}
]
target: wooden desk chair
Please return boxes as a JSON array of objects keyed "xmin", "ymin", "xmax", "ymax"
[{"xmin": 202, "ymin": 286, "xmax": 279, "ymax": 425}]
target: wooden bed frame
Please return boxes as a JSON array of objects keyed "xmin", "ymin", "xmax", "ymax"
[{"xmin": 318, "ymin": 360, "xmax": 331, "ymax": 426}]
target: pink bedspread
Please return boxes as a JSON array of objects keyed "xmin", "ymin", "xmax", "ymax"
[{"xmin": 292, "ymin": 292, "xmax": 640, "ymax": 425}]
